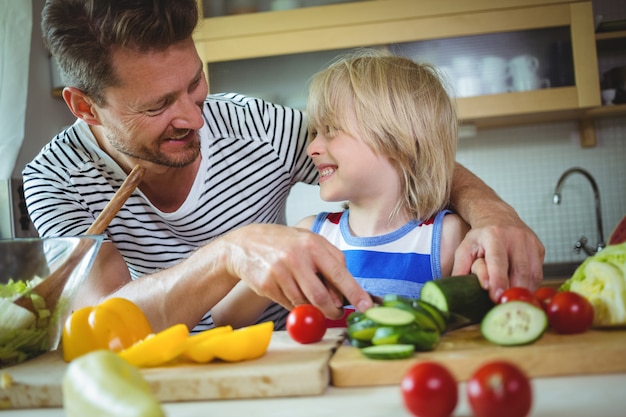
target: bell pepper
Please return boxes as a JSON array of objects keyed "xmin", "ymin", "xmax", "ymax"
[
  {"xmin": 62, "ymin": 298, "xmax": 153, "ymax": 362},
  {"xmin": 182, "ymin": 325, "xmax": 234, "ymax": 363},
  {"xmin": 185, "ymin": 321, "xmax": 274, "ymax": 363},
  {"xmin": 63, "ymin": 349, "xmax": 164, "ymax": 417},
  {"xmin": 118, "ymin": 323, "xmax": 189, "ymax": 368}
]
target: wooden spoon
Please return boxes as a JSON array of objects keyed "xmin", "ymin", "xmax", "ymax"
[{"xmin": 12, "ymin": 164, "xmax": 146, "ymax": 315}]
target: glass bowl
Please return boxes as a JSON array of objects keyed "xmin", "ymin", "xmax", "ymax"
[{"xmin": 0, "ymin": 235, "xmax": 103, "ymax": 367}]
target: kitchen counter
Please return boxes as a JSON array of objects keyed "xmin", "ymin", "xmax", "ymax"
[{"xmin": 2, "ymin": 372, "xmax": 625, "ymax": 416}]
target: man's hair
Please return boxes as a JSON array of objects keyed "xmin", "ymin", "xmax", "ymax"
[
  {"xmin": 307, "ymin": 49, "xmax": 458, "ymax": 221},
  {"xmin": 42, "ymin": 0, "xmax": 198, "ymax": 105}
]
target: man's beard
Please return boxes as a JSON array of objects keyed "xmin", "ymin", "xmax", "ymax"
[{"xmin": 105, "ymin": 129, "xmax": 201, "ymax": 168}]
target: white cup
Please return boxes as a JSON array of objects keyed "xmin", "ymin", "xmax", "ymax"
[
  {"xmin": 511, "ymin": 73, "xmax": 550, "ymax": 91},
  {"xmin": 601, "ymin": 88, "xmax": 616, "ymax": 105},
  {"xmin": 456, "ymin": 76, "xmax": 482, "ymax": 97},
  {"xmin": 509, "ymin": 55, "xmax": 550, "ymax": 91},
  {"xmin": 481, "ymin": 56, "xmax": 509, "ymax": 94},
  {"xmin": 452, "ymin": 56, "xmax": 479, "ymax": 78}
]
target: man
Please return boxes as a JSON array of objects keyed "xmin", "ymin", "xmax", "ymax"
[{"xmin": 24, "ymin": 0, "xmax": 544, "ymax": 332}]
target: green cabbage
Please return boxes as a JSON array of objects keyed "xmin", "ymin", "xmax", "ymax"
[{"xmin": 561, "ymin": 242, "xmax": 626, "ymax": 326}]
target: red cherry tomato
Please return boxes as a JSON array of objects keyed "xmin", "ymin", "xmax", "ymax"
[
  {"xmin": 467, "ymin": 361, "xmax": 532, "ymax": 417},
  {"xmin": 534, "ymin": 287, "xmax": 558, "ymax": 312},
  {"xmin": 546, "ymin": 291, "xmax": 594, "ymax": 334},
  {"xmin": 498, "ymin": 287, "xmax": 541, "ymax": 308},
  {"xmin": 401, "ymin": 361, "xmax": 458, "ymax": 417},
  {"xmin": 286, "ymin": 304, "xmax": 327, "ymax": 344}
]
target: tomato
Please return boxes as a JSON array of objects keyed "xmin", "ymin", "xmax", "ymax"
[
  {"xmin": 534, "ymin": 287, "xmax": 558, "ymax": 312},
  {"xmin": 286, "ymin": 304, "xmax": 327, "ymax": 344},
  {"xmin": 546, "ymin": 291, "xmax": 594, "ymax": 334},
  {"xmin": 467, "ymin": 360, "xmax": 532, "ymax": 417},
  {"xmin": 498, "ymin": 287, "xmax": 541, "ymax": 308},
  {"xmin": 401, "ymin": 361, "xmax": 458, "ymax": 417}
]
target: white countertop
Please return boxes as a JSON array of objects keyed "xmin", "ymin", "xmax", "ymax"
[{"xmin": 2, "ymin": 372, "xmax": 625, "ymax": 417}]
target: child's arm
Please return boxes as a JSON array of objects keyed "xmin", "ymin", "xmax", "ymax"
[
  {"xmin": 440, "ymin": 213, "xmax": 470, "ymax": 277},
  {"xmin": 294, "ymin": 215, "xmax": 316, "ymax": 230}
]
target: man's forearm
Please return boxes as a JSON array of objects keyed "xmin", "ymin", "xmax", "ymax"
[{"xmin": 110, "ymin": 242, "xmax": 239, "ymax": 332}]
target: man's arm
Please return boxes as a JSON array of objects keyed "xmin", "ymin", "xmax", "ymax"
[
  {"xmin": 449, "ymin": 162, "xmax": 545, "ymax": 301},
  {"xmin": 77, "ymin": 224, "xmax": 373, "ymax": 332}
]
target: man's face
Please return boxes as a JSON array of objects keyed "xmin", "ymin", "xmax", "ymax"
[{"xmin": 92, "ymin": 38, "xmax": 208, "ymax": 169}]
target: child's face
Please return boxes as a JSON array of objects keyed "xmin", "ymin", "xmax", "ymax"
[{"xmin": 307, "ymin": 127, "xmax": 400, "ymax": 206}]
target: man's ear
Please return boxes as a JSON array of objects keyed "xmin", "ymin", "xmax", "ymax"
[{"xmin": 62, "ymin": 87, "xmax": 101, "ymax": 125}]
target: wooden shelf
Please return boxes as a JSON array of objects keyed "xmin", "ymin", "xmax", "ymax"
[{"xmin": 595, "ymin": 30, "xmax": 626, "ymax": 41}]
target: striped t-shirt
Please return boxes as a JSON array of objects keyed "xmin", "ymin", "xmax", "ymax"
[
  {"xmin": 311, "ymin": 210, "xmax": 450, "ymax": 299},
  {"xmin": 22, "ymin": 93, "xmax": 316, "ymax": 332}
]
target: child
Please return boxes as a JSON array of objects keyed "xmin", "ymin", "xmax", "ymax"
[{"xmin": 296, "ymin": 50, "xmax": 469, "ymax": 302}]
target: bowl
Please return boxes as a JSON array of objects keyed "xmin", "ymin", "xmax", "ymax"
[{"xmin": 0, "ymin": 235, "xmax": 103, "ymax": 367}]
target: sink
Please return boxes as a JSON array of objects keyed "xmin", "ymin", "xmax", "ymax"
[{"xmin": 542, "ymin": 262, "xmax": 581, "ymax": 280}]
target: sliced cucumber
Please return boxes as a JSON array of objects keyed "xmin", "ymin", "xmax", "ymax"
[
  {"xmin": 360, "ymin": 344, "xmax": 415, "ymax": 360},
  {"xmin": 481, "ymin": 301, "xmax": 548, "ymax": 346},
  {"xmin": 347, "ymin": 318, "xmax": 379, "ymax": 341},
  {"xmin": 398, "ymin": 325, "xmax": 440, "ymax": 351},
  {"xmin": 364, "ymin": 306, "xmax": 415, "ymax": 327},
  {"xmin": 420, "ymin": 275, "xmax": 494, "ymax": 325},
  {"xmin": 371, "ymin": 326, "xmax": 402, "ymax": 345},
  {"xmin": 412, "ymin": 300, "xmax": 447, "ymax": 333},
  {"xmin": 346, "ymin": 311, "xmax": 366, "ymax": 326}
]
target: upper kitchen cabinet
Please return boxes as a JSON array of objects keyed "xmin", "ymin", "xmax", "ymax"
[{"xmin": 192, "ymin": 0, "xmax": 603, "ymax": 144}]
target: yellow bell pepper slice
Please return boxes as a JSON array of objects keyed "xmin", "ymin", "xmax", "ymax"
[
  {"xmin": 62, "ymin": 298, "xmax": 153, "ymax": 362},
  {"xmin": 182, "ymin": 325, "xmax": 233, "ymax": 363},
  {"xmin": 118, "ymin": 323, "xmax": 189, "ymax": 368},
  {"xmin": 198, "ymin": 321, "xmax": 274, "ymax": 363}
]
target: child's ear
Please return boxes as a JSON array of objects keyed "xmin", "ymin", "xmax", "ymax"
[{"xmin": 62, "ymin": 87, "xmax": 102, "ymax": 125}]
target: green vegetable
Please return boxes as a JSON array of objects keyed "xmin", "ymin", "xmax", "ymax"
[
  {"xmin": 364, "ymin": 306, "xmax": 415, "ymax": 326},
  {"xmin": 420, "ymin": 275, "xmax": 494, "ymax": 325},
  {"xmin": 359, "ymin": 344, "xmax": 415, "ymax": 360},
  {"xmin": 0, "ymin": 278, "xmax": 53, "ymax": 367},
  {"xmin": 481, "ymin": 301, "xmax": 548, "ymax": 346},
  {"xmin": 63, "ymin": 350, "xmax": 164, "ymax": 417},
  {"xmin": 561, "ymin": 242, "xmax": 626, "ymax": 327},
  {"xmin": 348, "ymin": 298, "xmax": 444, "ymax": 358}
]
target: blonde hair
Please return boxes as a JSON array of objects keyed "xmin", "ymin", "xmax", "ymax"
[{"xmin": 306, "ymin": 50, "xmax": 458, "ymax": 221}]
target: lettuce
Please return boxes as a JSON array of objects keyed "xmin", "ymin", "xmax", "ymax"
[
  {"xmin": 561, "ymin": 242, "xmax": 626, "ymax": 326},
  {"xmin": 0, "ymin": 277, "xmax": 50, "ymax": 367}
]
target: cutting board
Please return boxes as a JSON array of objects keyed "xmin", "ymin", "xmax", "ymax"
[
  {"xmin": 330, "ymin": 325, "xmax": 626, "ymax": 387},
  {"xmin": 0, "ymin": 329, "xmax": 344, "ymax": 409}
]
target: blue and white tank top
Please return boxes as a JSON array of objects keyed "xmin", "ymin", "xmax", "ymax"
[{"xmin": 311, "ymin": 209, "xmax": 450, "ymax": 299}]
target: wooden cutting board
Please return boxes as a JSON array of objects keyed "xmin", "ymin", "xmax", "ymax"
[
  {"xmin": 330, "ymin": 325, "xmax": 626, "ymax": 387},
  {"xmin": 0, "ymin": 329, "xmax": 344, "ymax": 409}
]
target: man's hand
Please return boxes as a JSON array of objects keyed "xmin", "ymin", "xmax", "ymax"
[
  {"xmin": 221, "ymin": 224, "xmax": 374, "ymax": 319},
  {"xmin": 452, "ymin": 210, "xmax": 545, "ymax": 302}
]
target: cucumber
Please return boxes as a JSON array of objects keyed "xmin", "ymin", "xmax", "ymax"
[
  {"xmin": 398, "ymin": 326, "xmax": 440, "ymax": 351},
  {"xmin": 381, "ymin": 297, "xmax": 440, "ymax": 332},
  {"xmin": 371, "ymin": 326, "xmax": 402, "ymax": 345},
  {"xmin": 360, "ymin": 344, "xmax": 415, "ymax": 360},
  {"xmin": 481, "ymin": 301, "xmax": 548, "ymax": 346},
  {"xmin": 411, "ymin": 300, "xmax": 447, "ymax": 333},
  {"xmin": 364, "ymin": 306, "xmax": 415, "ymax": 327},
  {"xmin": 347, "ymin": 318, "xmax": 379, "ymax": 341},
  {"xmin": 346, "ymin": 311, "xmax": 366, "ymax": 326},
  {"xmin": 420, "ymin": 275, "xmax": 494, "ymax": 325}
]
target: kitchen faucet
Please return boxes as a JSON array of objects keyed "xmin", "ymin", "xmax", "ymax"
[{"xmin": 553, "ymin": 167, "xmax": 606, "ymax": 256}]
